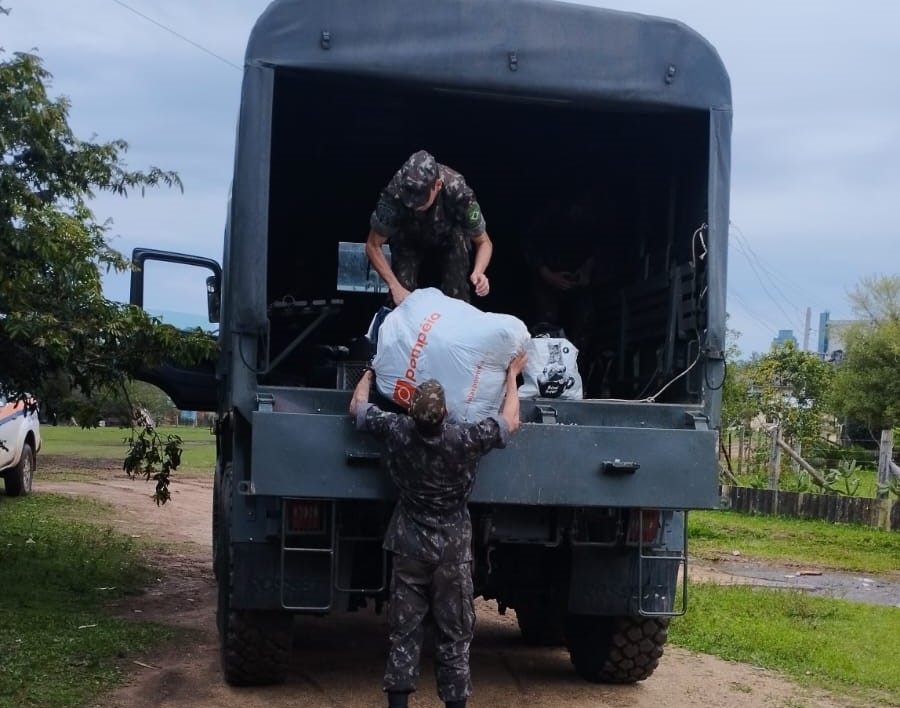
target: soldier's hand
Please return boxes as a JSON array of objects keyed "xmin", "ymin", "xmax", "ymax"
[
  {"xmin": 508, "ymin": 351, "xmax": 528, "ymax": 377},
  {"xmin": 546, "ymin": 269, "xmax": 577, "ymax": 291},
  {"xmin": 538, "ymin": 266, "xmax": 571, "ymax": 291},
  {"xmin": 471, "ymin": 272, "xmax": 490, "ymax": 297}
]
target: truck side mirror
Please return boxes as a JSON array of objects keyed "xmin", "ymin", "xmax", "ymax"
[
  {"xmin": 206, "ymin": 275, "xmax": 221, "ymax": 324},
  {"xmin": 129, "ymin": 248, "xmax": 222, "ymax": 332}
]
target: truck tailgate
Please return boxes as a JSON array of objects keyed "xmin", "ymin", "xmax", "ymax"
[{"xmin": 249, "ymin": 397, "xmax": 719, "ymax": 509}]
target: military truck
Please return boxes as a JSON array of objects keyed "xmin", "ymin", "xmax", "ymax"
[{"xmin": 130, "ymin": 0, "xmax": 731, "ymax": 687}]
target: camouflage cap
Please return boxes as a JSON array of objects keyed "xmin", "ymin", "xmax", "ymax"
[
  {"xmin": 408, "ymin": 379, "xmax": 447, "ymax": 427},
  {"xmin": 397, "ymin": 150, "xmax": 439, "ymax": 208}
]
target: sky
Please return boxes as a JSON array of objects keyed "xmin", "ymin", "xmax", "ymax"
[{"xmin": 7, "ymin": 0, "xmax": 900, "ymax": 357}]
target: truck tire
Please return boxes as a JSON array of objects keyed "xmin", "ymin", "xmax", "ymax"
[
  {"xmin": 515, "ymin": 602, "xmax": 566, "ymax": 646},
  {"xmin": 4, "ymin": 441, "xmax": 34, "ymax": 497},
  {"xmin": 566, "ymin": 614, "xmax": 669, "ymax": 683},
  {"xmin": 216, "ymin": 464, "xmax": 292, "ymax": 685},
  {"xmin": 212, "ymin": 462, "xmax": 223, "ymax": 580}
]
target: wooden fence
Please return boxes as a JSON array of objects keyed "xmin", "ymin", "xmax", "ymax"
[{"xmin": 719, "ymin": 485, "xmax": 900, "ymax": 531}]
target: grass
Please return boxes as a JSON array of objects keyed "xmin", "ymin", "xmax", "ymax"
[
  {"xmin": 39, "ymin": 424, "xmax": 216, "ymax": 476},
  {"xmin": 688, "ymin": 510, "xmax": 900, "ymax": 574},
  {"xmin": 671, "ymin": 584, "xmax": 900, "ymax": 706},
  {"xmin": 0, "ymin": 493, "xmax": 181, "ymax": 708},
  {"xmin": 12, "ymin": 427, "xmax": 900, "ymax": 706},
  {"xmin": 681, "ymin": 510, "xmax": 900, "ymax": 705}
]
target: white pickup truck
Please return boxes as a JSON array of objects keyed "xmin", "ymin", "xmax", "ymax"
[{"xmin": 0, "ymin": 394, "xmax": 41, "ymax": 496}]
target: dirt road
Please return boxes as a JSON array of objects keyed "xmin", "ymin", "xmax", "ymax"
[{"xmin": 39, "ymin": 473, "xmax": 869, "ymax": 708}]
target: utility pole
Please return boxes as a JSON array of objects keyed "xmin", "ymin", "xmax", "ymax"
[{"xmin": 802, "ymin": 307, "xmax": 811, "ymax": 351}]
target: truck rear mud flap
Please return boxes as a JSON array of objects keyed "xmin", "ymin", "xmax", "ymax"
[
  {"xmin": 635, "ymin": 510, "xmax": 688, "ymax": 617},
  {"xmin": 570, "ymin": 509, "xmax": 688, "ymax": 617}
]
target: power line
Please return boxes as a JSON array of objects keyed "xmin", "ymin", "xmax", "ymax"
[
  {"xmin": 729, "ymin": 225, "xmax": 833, "ymax": 334},
  {"xmin": 730, "ymin": 221, "xmax": 828, "ymax": 312},
  {"xmin": 730, "ymin": 234, "xmax": 801, "ymax": 330},
  {"xmin": 733, "ymin": 240, "xmax": 803, "ymax": 318},
  {"xmin": 110, "ymin": 0, "xmax": 243, "ymax": 71},
  {"xmin": 726, "ymin": 287, "xmax": 786, "ymax": 356},
  {"xmin": 728, "ymin": 287, "xmax": 780, "ymax": 332},
  {"xmin": 731, "ymin": 241, "xmax": 801, "ymax": 327},
  {"xmin": 730, "ymin": 225, "xmax": 806, "ymax": 320},
  {"xmin": 729, "ymin": 225, "xmax": 840, "ymax": 353}
]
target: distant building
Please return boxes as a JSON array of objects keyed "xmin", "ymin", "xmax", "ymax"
[
  {"xmin": 816, "ymin": 311, "xmax": 856, "ymax": 362},
  {"xmin": 817, "ymin": 312, "xmax": 829, "ymax": 356},
  {"xmin": 771, "ymin": 329, "xmax": 797, "ymax": 349},
  {"xmin": 179, "ymin": 409, "xmax": 199, "ymax": 426}
]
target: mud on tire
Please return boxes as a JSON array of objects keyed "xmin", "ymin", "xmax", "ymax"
[
  {"xmin": 566, "ymin": 614, "xmax": 669, "ymax": 684},
  {"xmin": 216, "ymin": 463, "xmax": 292, "ymax": 685},
  {"xmin": 218, "ymin": 596, "xmax": 292, "ymax": 686}
]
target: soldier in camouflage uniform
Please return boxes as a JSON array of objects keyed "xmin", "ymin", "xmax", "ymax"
[
  {"xmin": 349, "ymin": 353, "xmax": 527, "ymax": 708},
  {"xmin": 365, "ymin": 150, "xmax": 493, "ymax": 306}
]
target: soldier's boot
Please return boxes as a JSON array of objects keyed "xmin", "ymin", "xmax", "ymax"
[
  {"xmin": 387, "ymin": 690, "xmax": 410, "ymax": 708},
  {"xmin": 445, "ymin": 701, "xmax": 467, "ymax": 708}
]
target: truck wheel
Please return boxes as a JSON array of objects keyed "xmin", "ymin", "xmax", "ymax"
[
  {"xmin": 216, "ymin": 464, "xmax": 291, "ymax": 685},
  {"xmin": 212, "ymin": 462, "xmax": 223, "ymax": 580},
  {"xmin": 515, "ymin": 602, "xmax": 566, "ymax": 646},
  {"xmin": 4, "ymin": 442, "xmax": 34, "ymax": 497},
  {"xmin": 218, "ymin": 571, "xmax": 292, "ymax": 685},
  {"xmin": 566, "ymin": 614, "xmax": 669, "ymax": 683}
]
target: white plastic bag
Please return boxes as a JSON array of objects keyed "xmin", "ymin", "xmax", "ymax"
[
  {"xmin": 519, "ymin": 337, "xmax": 583, "ymax": 399},
  {"xmin": 372, "ymin": 288, "xmax": 529, "ymax": 422}
]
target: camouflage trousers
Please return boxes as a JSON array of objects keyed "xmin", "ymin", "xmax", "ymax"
[
  {"xmin": 383, "ymin": 554, "xmax": 475, "ymax": 702},
  {"xmin": 391, "ymin": 232, "xmax": 472, "ymax": 303}
]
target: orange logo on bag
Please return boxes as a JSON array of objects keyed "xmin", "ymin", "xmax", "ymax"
[
  {"xmin": 392, "ymin": 379, "xmax": 416, "ymax": 408},
  {"xmin": 403, "ymin": 312, "xmax": 442, "ymax": 384}
]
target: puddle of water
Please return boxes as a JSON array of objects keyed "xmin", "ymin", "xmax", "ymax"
[{"xmin": 708, "ymin": 561, "xmax": 900, "ymax": 608}]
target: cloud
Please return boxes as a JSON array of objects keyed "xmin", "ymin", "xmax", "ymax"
[{"xmin": 8, "ymin": 0, "xmax": 900, "ymax": 359}]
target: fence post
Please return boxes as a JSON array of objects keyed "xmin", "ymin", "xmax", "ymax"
[
  {"xmin": 738, "ymin": 426, "xmax": 744, "ymax": 475},
  {"xmin": 768, "ymin": 424, "xmax": 781, "ymax": 490},
  {"xmin": 877, "ymin": 429, "xmax": 894, "ymax": 499},
  {"xmin": 792, "ymin": 439, "xmax": 802, "ymax": 477}
]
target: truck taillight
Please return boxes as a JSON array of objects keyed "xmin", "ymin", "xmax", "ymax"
[
  {"xmin": 286, "ymin": 500, "xmax": 325, "ymax": 533},
  {"xmin": 626, "ymin": 509, "xmax": 662, "ymax": 545}
]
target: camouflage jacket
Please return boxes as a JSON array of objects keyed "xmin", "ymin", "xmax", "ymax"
[
  {"xmin": 356, "ymin": 403, "xmax": 509, "ymax": 563},
  {"xmin": 370, "ymin": 164, "xmax": 487, "ymax": 248}
]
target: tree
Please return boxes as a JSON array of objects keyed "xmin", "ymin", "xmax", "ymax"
[
  {"xmin": 745, "ymin": 341, "xmax": 834, "ymax": 445},
  {"xmin": 847, "ymin": 274, "xmax": 900, "ymax": 324},
  {"xmin": 720, "ymin": 320, "xmax": 755, "ymax": 430},
  {"xmin": 44, "ymin": 380, "xmax": 173, "ymax": 428},
  {"xmin": 1, "ymin": 44, "xmax": 216, "ymax": 500},
  {"xmin": 830, "ymin": 275, "xmax": 900, "ymax": 432}
]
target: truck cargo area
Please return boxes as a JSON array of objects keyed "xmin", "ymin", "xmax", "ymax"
[
  {"xmin": 127, "ymin": 0, "xmax": 733, "ymax": 687},
  {"xmin": 263, "ymin": 71, "xmax": 710, "ymax": 402}
]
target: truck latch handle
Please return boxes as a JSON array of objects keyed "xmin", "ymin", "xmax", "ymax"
[{"xmin": 600, "ymin": 459, "xmax": 640, "ymax": 475}]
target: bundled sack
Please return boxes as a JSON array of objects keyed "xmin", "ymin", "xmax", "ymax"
[
  {"xmin": 519, "ymin": 337, "xmax": 583, "ymax": 399},
  {"xmin": 372, "ymin": 288, "xmax": 529, "ymax": 422}
]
